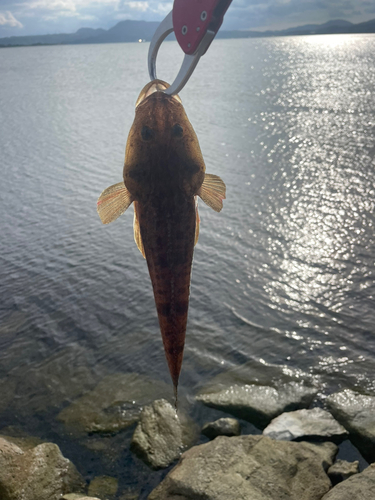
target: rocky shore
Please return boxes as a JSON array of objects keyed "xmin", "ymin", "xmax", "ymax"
[{"xmin": 1, "ymin": 377, "xmax": 375, "ymax": 499}]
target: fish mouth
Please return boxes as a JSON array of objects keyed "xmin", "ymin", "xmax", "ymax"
[{"xmin": 136, "ymin": 79, "xmax": 182, "ymax": 107}]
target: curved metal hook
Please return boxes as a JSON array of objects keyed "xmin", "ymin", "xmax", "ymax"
[{"xmin": 148, "ymin": 11, "xmax": 216, "ymax": 96}]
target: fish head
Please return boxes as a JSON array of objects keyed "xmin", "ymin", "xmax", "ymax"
[{"xmin": 123, "ymin": 80, "xmax": 205, "ymax": 202}]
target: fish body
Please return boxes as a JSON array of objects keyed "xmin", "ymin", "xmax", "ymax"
[{"xmin": 97, "ymin": 80, "xmax": 226, "ymax": 399}]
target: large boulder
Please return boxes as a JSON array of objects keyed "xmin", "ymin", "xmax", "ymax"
[
  {"xmin": 131, "ymin": 399, "xmax": 196, "ymax": 469},
  {"xmin": 326, "ymin": 389, "xmax": 375, "ymax": 463},
  {"xmin": 0, "ymin": 437, "xmax": 85, "ymax": 500},
  {"xmin": 57, "ymin": 373, "xmax": 171, "ymax": 434},
  {"xmin": 321, "ymin": 463, "xmax": 375, "ymax": 499},
  {"xmin": 263, "ymin": 408, "xmax": 348, "ymax": 442},
  {"xmin": 148, "ymin": 435, "xmax": 337, "ymax": 500},
  {"xmin": 196, "ymin": 382, "xmax": 317, "ymax": 428}
]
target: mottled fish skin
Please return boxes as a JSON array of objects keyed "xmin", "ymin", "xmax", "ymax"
[
  {"xmin": 97, "ymin": 80, "xmax": 225, "ymax": 400},
  {"xmin": 137, "ymin": 198, "xmax": 195, "ymax": 391},
  {"xmin": 124, "ymin": 82, "xmax": 205, "ymax": 393}
]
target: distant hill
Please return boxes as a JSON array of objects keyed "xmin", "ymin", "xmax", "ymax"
[
  {"xmin": 218, "ymin": 18, "xmax": 375, "ymax": 39},
  {"xmin": 0, "ymin": 27, "xmax": 106, "ymax": 47},
  {"xmin": 0, "ymin": 18, "xmax": 374, "ymax": 48},
  {"xmin": 74, "ymin": 20, "xmax": 160, "ymax": 44}
]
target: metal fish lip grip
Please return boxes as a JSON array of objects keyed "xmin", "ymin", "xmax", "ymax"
[{"xmin": 148, "ymin": 0, "xmax": 233, "ymax": 95}]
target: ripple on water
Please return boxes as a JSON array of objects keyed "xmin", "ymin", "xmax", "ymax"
[{"xmin": 0, "ymin": 35, "xmax": 375, "ymax": 490}]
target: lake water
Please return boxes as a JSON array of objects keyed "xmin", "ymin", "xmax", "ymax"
[{"xmin": 1, "ymin": 34, "xmax": 375, "ymax": 496}]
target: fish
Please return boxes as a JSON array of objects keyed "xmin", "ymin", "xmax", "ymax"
[{"xmin": 97, "ymin": 79, "xmax": 226, "ymax": 402}]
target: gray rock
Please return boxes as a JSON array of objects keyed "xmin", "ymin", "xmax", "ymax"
[
  {"xmin": 263, "ymin": 407, "xmax": 348, "ymax": 441},
  {"xmin": 148, "ymin": 435, "xmax": 337, "ymax": 500},
  {"xmin": 201, "ymin": 418, "xmax": 241, "ymax": 439},
  {"xmin": 196, "ymin": 382, "xmax": 317, "ymax": 428},
  {"xmin": 321, "ymin": 463, "xmax": 375, "ymax": 499},
  {"xmin": 0, "ymin": 437, "xmax": 85, "ymax": 500},
  {"xmin": 326, "ymin": 389, "xmax": 375, "ymax": 463},
  {"xmin": 57, "ymin": 373, "xmax": 171, "ymax": 434},
  {"xmin": 131, "ymin": 399, "xmax": 196, "ymax": 469},
  {"xmin": 327, "ymin": 459, "xmax": 359, "ymax": 485}
]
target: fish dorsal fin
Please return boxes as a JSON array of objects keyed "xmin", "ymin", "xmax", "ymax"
[
  {"xmin": 194, "ymin": 196, "xmax": 200, "ymax": 246},
  {"xmin": 197, "ymin": 173, "xmax": 226, "ymax": 213},
  {"xmin": 133, "ymin": 201, "xmax": 146, "ymax": 258},
  {"xmin": 97, "ymin": 182, "xmax": 133, "ymax": 224}
]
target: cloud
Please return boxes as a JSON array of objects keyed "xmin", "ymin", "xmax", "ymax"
[
  {"xmin": 23, "ymin": 0, "xmax": 120, "ymax": 10},
  {"xmin": 0, "ymin": 10, "xmax": 23, "ymax": 27},
  {"xmin": 223, "ymin": 0, "xmax": 375, "ymax": 30},
  {"xmin": 125, "ymin": 1, "xmax": 149, "ymax": 11},
  {"xmin": 155, "ymin": 2, "xmax": 172, "ymax": 13},
  {"xmin": 25, "ymin": 0, "xmax": 77, "ymax": 12},
  {"xmin": 0, "ymin": 0, "xmax": 374, "ymax": 37}
]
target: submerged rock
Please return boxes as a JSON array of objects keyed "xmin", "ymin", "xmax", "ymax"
[
  {"xmin": 118, "ymin": 489, "xmax": 140, "ymax": 500},
  {"xmin": 327, "ymin": 459, "xmax": 359, "ymax": 485},
  {"xmin": 321, "ymin": 463, "xmax": 375, "ymax": 499},
  {"xmin": 131, "ymin": 399, "xmax": 196, "ymax": 469},
  {"xmin": 57, "ymin": 373, "xmax": 171, "ymax": 434},
  {"xmin": 0, "ymin": 347, "xmax": 98, "ymax": 417},
  {"xmin": 0, "ymin": 426, "xmax": 45, "ymax": 450},
  {"xmin": 201, "ymin": 418, "xmax": 241, "ymax": 439},
  {"xmin": 263, "ymin": 407, "xmax": 348, "ymax": 442},
  {"xmin": 326, "ymin": 389, "xmax": 375, "ymax": 463},
  {"xmin": 148, "ymin": 435, "xmax": 337, "ymax": 500},
  {"xmin": 63, "ymin": 495, "xmax": 101, "ymax": 500},
  {"xmin": 0, "ymin": 437, "xmax": 85, "ymax": 500},
  {"xmin": 196, "ymin": 382, "xmax": 317, "ymax": 428},
  {"xmin": 79, "ymin": 431, "xmax": 130, "ymax": 469},
  {"xmin": 88, "ymin": 475, "xmax": 118, "ymax": 498}
]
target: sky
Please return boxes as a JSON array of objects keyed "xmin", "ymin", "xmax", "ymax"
[{"xmin": 0, "ymin": 0, "xmax": 374, "ymax": 38}]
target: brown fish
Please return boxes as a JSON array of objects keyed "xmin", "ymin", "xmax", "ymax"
[{"xmin": 97, "ymin": 80, "xmax": 226, "ymax": 401}]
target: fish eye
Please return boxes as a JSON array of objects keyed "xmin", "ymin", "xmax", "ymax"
[
  {"xmin": 141, "ymin": 125, "xmax": 154, "ymax": 141},
  {"xmin": 172, "ymin": 123, "xmax": 183, "ymax": 138}
]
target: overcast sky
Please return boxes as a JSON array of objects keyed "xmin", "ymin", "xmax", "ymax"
[{"xmin": 0, "ymin": 0, "xmax": 374, "ymax": 38}]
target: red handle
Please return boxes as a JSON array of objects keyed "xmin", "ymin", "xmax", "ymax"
[{"xmin": 173, "ymin": 0, "xmax": 232, "ymax": 55}]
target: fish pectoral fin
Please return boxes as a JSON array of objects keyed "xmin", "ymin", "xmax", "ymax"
[
  {"xmin": 133, "ymin": 201, "xmax": 146, "ymax": 258},
  {"xmin": 195, "ymin": 197, "xmax": 200, "ymax": 246},
  {"xmin": 197, "ymin": 173, "xmax": 226, "ymax": 213},
  {"xmin": 97, "ymin": 182, "xmax": 133, "ymax": 224}
]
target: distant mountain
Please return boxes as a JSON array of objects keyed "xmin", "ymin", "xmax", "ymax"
[
  {"xmin": 0, "ymin": 18, "xmax": 374, "ymax": 48},
  {"xmin": 217, "ymin": 18, "xmax": 375, "ymax": 39},
  {"xmin": 283, "ymin": 19, "xmax": 353, "ymax": 33},
  {"xmin": 0, "ymin": 27, "xmax": 106, "ymax": 47},
  {"xmin": 74, "ymin": 20, "xmax": 160, "ymax": 44}
]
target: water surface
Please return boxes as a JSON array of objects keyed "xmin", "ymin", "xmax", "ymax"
[{"xmin": 1, "ymin": 34, "xmax": 374, "ymax": 495}]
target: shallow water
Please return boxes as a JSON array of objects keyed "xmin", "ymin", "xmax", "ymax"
[{"xmin": 0, "ymin": 34, "xmax": 374, "ymax": 495}]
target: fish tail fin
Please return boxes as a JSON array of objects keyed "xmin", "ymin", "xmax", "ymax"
[
  {"xmin": 173, "ymin": 384, "xmax": 178, "ymax": 412},
  {"xmin": 97, "ymin": 182, "xmax": 133, "ymax": 224},
  {"xmin": 197, "ymin": 173, "xmax": 226, "ymax": 212}
]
